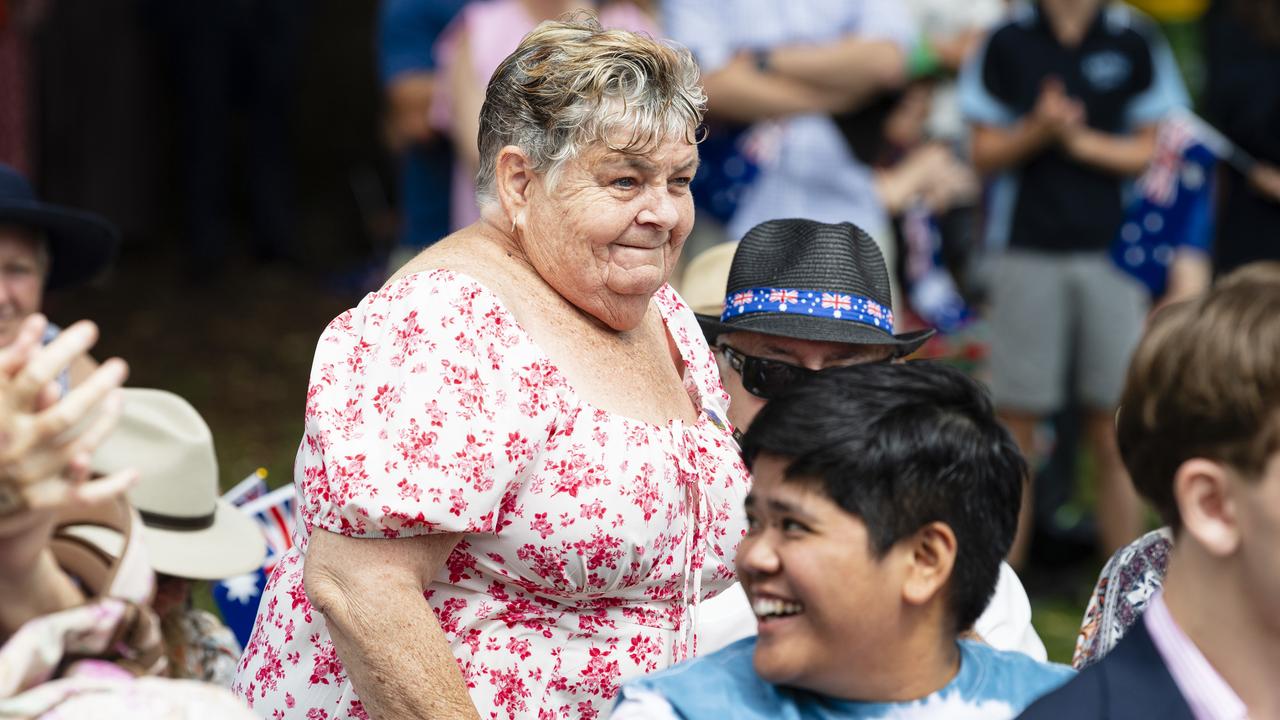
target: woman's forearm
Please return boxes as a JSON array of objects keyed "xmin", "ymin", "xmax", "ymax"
[{"xmin": 304, "ymin": 529, "xmax": 477, "ymax": 719}]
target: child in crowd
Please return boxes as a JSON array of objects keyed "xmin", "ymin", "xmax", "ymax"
[
  {"xmin": 1023, "ymin": 263, "xmax": 1280, "ymax": 718},
  {"xmin": 960, "ymin": 0, "xmax": 1189, "ymax": 565},
  {"xmin": 613, "ymin": 362, "xmax": 1073, "ymax": 719}
]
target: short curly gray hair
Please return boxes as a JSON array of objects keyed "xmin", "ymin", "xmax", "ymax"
[{"xmin": 475, "ymin": 14, "xmax": 706, "ymax": 207}]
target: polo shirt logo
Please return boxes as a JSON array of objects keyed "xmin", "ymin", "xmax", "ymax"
[{"xmin": 1082, "ymin": 51, "xmax": 1132, "ymax": 92}]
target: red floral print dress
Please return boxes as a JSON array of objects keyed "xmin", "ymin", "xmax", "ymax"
[{"xmin": 232, "ymin": 270, "xmax": 750, "ymax": 720}]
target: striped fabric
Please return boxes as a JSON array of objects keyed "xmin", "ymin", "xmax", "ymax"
[{"xmin": 1144, "ymin": 593, "xmax": 1247, "ymax": 720}]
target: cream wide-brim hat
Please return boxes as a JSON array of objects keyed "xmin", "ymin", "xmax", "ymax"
[
  {"xmin": 78, "ymin": 388, "xmax": 266, "ymax": 581},
  {"xmin": 677, "ymin": 240, "xmax": 739, "ymax": 317}
]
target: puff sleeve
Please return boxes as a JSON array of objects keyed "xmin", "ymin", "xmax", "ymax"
[{"xmin": 296, "ymin": 270, "xmax": 561, "ymax": 538}]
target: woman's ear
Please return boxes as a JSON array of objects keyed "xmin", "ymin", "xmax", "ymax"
[
  {"xmin": 494, "ymin": 145, "xmax": 534, "ymax": 229},
  {"xmin": 901, "ymin": 521, "xmax": 957, "ymax": 608},
  {"xmin": 1174, "ymin": 458, "xmax": 1241, "ymax": 557}
]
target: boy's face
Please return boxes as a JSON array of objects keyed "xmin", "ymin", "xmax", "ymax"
[
  {"xmin": 737, "ymin": 453, "xmax": 906, "ymax": 696},
  {"xmin": 1235, "ymin": 452, "xmax": 1280, "ymax": 632}
]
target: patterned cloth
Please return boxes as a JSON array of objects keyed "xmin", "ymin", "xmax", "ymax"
[
  {"xmin": 173, "ymin": 607, "xmax": 243, "ymax": 687},
  {"xmin": 0, "ymin": 600, "xmax": 254, "ymax": 720},
  {"xmin": 0, "ymin": 500, "xmax": 254, "ymax": 718},
  {"xmin": 232, "ymin": 270, "xmax": 750, "ymax": 719},
  {"xmin": 1073, "ymin": 527, "xmax": 1173, "ymax": 669}
]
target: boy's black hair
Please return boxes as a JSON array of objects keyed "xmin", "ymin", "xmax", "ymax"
[{"xmin": 739, "ymin": 361, "xmax": 1025, "ymax": 633}]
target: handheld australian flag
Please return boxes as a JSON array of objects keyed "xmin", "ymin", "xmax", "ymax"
[
  {"xmin": 213, "ymin": 478, "xmax": 298, "ymax": 648},
  {"xmin": 1111, "ymin": 114, "xmax": 1220, "ymax": 298},
  {"xmin": 902, "ymin": 203, "xmax": 971, "ymax": 334}
]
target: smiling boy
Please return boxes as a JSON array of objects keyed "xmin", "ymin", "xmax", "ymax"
[{"xmin": 612, "ymin": 362, "xmax": 1072, "ymax": 719}]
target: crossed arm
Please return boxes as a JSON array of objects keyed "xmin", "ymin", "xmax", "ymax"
[{"xmin": 701, "ymin": 37, "xmax": 906, "ymax": 123}]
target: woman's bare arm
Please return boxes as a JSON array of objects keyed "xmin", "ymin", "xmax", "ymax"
[{"xmin": 304, "ymin": 528, "xmax": 479, "ymax": 720}]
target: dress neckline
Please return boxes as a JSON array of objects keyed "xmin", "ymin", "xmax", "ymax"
[{"xmin": 404, "ymin": 267, "xmax": 708, "ymax": 431}]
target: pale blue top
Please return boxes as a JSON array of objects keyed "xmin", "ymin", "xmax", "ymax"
[{"xmin": 615, "ymin": 636, "xmax": 1074, "ymax": 720}]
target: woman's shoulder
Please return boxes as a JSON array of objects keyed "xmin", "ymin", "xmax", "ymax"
[{"xmin": 654, "ymin": 284, "xmax": 731, "ymax": 410}]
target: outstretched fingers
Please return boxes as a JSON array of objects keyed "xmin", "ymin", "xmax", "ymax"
[{"xmin": 30, "ymin": 357, "xmax": 128, "ymax": 444}]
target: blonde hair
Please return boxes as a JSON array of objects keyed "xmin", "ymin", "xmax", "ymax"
[
  {"xmin": 1117, "ymin": 262, "xmax": 1280, "ymax": 529},
  {"xmin": 474, "ymin": 13, "xmax": 706, "ymax": 206}
]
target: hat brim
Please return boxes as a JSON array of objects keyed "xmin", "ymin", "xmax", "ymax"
[
  {"xmin": 696, "ymin": 311, "xmax": 935, "ymax": 358},
  {"xmin": 0, "ymin": 202, "xmax": 119, "ymax": 290},
  {"xmin": 65, "ymin": 499, "xmax": 267, "ymax": 581}
]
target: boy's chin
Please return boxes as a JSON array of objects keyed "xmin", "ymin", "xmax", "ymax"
[{"xmin": 752, "ymin": 640, "xmax": 812, "ymax": 688}]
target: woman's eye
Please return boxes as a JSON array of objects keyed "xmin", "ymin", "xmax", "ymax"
[
  {"xmin": 670, "ymin": 176, "xmax": 693, "ymax": 188},
  {"xmin": 612, "ymin": 177, "xmax": 638, "ymax": 190}
]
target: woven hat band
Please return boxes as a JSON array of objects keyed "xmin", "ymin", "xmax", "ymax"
[{"xmin": 721, "ymin": 286, "xmax": 895, "ymax": 333}]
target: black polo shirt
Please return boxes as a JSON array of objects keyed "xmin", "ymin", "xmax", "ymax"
[{"xmin": 959, "ymin": 3, "xmax": 1186, "ymax": 252}]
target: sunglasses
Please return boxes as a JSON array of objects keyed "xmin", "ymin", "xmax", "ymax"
[{"xmin": 718, "ymin": 345, "xmax": 818, "ymax": 400}]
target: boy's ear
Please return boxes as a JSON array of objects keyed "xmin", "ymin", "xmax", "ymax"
[
  {"xmin": 901, "ymin": 521, "xmax": 957, "ymax": 608},
  {"xmin": 1175, "ymin": 458, "xmax": 1241, "ymax": 557}
]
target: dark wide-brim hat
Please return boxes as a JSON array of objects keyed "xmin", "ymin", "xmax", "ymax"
[
  {"xmin": 695, "ymin": 218, "xmax": 934, "ymax": 356},
  {"xmin": 0, "ymin": 163, "xmax": 119, "ymax": 291}
]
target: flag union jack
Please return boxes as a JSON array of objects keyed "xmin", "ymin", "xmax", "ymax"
[
  {"xmin": 821, "ymin": 293, "xmax": 852, "ymax": 311},
  {"xmin": 768, "ymin": 289, "xmax": 798, "ymax": 304},
  {"xmin": 731, "ymin": 291, "xmax": 755, "ymax": 307},
  {"xmin": 865, "ymin": 301, "xmax": 884, "ymax": 319}
]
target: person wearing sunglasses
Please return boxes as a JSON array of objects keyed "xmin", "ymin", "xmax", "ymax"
[
  {"xmin": 680, "ymin": 218, "xmax": 1046, "ymax": 661},
  {"xmin": 691, "ymin": 219, "xmax": 932, "ymax": 432}
]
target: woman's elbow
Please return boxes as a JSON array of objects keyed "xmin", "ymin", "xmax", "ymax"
[{"xmin": 302, "ymin": 546, "xmax": 356, "ymax": 624}]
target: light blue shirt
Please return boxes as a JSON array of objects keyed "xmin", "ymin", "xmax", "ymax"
[
  {"xmin": 614, "ymin": 636, "xmax": 1074, "ymax": 720},
  {"xmin": 663, "ymin": 0, "xmax": 917, "ymax": 241}
]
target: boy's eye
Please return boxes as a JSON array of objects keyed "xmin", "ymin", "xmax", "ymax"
[
  {"xmin": 781, "ymin": 518, "xmax": 810, "ymax": 534},
  {"xmin": 744, "ymin": 512, "xmax": 762, "ymax": 533}
]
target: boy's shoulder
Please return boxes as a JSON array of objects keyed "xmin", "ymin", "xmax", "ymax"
[
  {"xmin": 957, "ymin": 639, "xmax": 1076, "ymax": 709},
  {"xmin": 983, "ymin": 2, "xmax": 1164, "ymax": 55},
  {"xmin": 619, "ymin": 638, "xmax": 792, "ymax": 719}
]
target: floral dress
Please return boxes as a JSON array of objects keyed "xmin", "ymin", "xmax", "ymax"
[{"xmin": 232, "ymin": 270, "xmax": 750, "ymax": 720}]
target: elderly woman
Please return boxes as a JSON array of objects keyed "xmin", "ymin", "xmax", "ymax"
[{"xmin": 232, "ymin": 17, "xmax": 749, "ymax": 720}]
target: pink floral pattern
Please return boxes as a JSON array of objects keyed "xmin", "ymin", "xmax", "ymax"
[{"xmin": 232, "ymin": 270, "xmax": 749, "ymax": 719}]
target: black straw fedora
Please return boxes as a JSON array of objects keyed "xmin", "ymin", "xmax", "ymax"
[
  {"xmin": 0, "ymin": 164, "xmax": 119, "ymax": 290},
  {"xmin": 695, "ymin": 219, "xmax": 934, "ymax": 355}
]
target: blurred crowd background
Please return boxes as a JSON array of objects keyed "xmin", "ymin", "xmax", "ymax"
[{"xmin": 2, "ymin": 0, "xmax": 1277, "ymax": 662}]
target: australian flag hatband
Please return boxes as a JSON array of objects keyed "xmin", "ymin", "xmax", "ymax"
[{"xmin": 721, "ymin": 287, "xmax": 894, "ymax": 333}]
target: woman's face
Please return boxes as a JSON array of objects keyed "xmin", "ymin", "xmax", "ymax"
[
  {"xmin": 519, "ymin": 135, "xmax": 698, "ymax": 330},
  {"xmin": 0, "ymin": 227, "xmax": 45, "ymax": 349}
]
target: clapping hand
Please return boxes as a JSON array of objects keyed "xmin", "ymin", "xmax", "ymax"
[
  {"xmin": 0, "ymin": 315, "xmax": 133, "ymax": 521},
  {"xmin": 1031, "ymin": 77, "xmax": 1086, "ymax": 143}
]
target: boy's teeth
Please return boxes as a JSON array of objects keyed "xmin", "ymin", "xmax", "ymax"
[{"xmin": 751, "ymin": 598, "xmax": 804, "ymax": 617}]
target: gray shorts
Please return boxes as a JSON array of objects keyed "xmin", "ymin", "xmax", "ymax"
[{"xmin": 988, "ymin": 249, "xmax": 1148, "ymax": 414}]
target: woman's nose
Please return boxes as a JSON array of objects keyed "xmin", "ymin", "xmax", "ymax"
[{"xmin": 636, "ymin": 185, "xmax": 680, "ymax": 230}]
